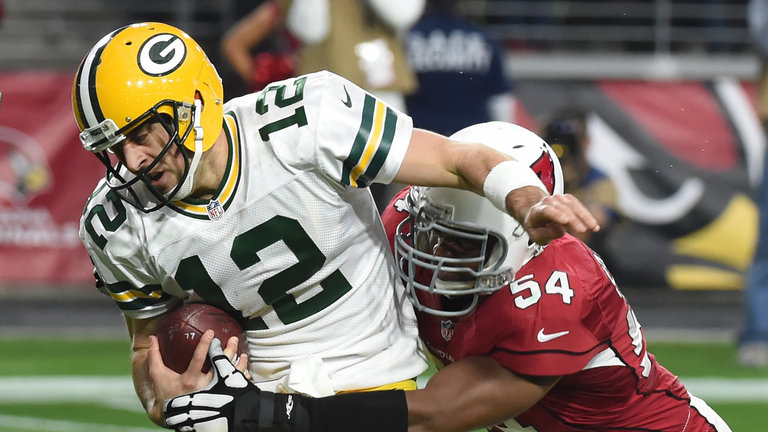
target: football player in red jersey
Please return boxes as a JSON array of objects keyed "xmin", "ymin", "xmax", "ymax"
[
  {"xmin": 379, "ymin": 122, "xmax": 731, "ymax": 432},
  {"xmin": 163, "ymin": 122, "xmax": 730, "ymax": 432}
]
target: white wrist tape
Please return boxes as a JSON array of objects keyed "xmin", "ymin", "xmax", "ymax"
[{"xmin": 482, "ymin": 160, "xmax": 548, "ymax": 213}]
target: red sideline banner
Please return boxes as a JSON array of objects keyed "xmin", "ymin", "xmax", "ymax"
[{"xmin": 0, "ymin": 72, "xmax": 103, "ymax": 283}]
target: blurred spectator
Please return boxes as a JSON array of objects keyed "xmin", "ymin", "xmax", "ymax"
[
  {"xmin": 541, "ymin": 108, "xmax": 619, "ymax": 258},
  {"xmin": 218, "ymin": 1, "xmax": 298, "ymax": 96},
  {"xmin": 738, "ymin": 0, "xmax": 768, "ymax": 368},
  {"xmin": 221, "ymin": 0, "xmax": 424, "ymax": 113},
  {"xmin": 221, "ymin": 0, "xmax": 425, "ymax": 209},
  {"xmin": 405, "ymin": 0, "xmax": 515, "ymax": 137}
]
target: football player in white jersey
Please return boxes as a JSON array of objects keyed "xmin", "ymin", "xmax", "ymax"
[{"xmin": 72, "ymin": 22, "xmax": 598, "ymax": 426}]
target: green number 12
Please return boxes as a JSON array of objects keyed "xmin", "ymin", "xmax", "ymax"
[
  {"xmin": 175, "ymin": 215, "xmax": 353, "ymax": 330},
  {"xmin": 256, "ymin": 76, "xmax": 308, "ymax": 141}
]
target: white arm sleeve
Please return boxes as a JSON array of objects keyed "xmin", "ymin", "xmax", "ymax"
[
  {"xmin": 366, "ymin": 0, "xmax": 425, "ymax": 32},
  {"xmin": 286, "ymin": 0, "xmax": 330, "ymax": 44}
]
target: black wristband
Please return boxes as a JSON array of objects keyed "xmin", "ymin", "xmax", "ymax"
[
  {"xmin": 303, "ymin": 390, "xmax": 408, "ymax": 432},
  {"xmin": 232, "ymin": 389, "xmax": 262, "ymax": 432},
  {"xmin": 231, "ymin": 391, "xmax": 310, "ymax": 432},
  {"xmin": 233, "ymin": 389, "xmax": 407, "ymax": 432}
]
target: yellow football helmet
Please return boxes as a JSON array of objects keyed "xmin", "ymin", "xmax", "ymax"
[{"xmin": 72, "ymin": 22, "xmax": 223, "ymax": 211}]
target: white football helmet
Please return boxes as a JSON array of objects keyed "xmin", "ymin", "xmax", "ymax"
[{"xmin": 394, "ymin": 122, "xmax": 563, "ymax": 316}]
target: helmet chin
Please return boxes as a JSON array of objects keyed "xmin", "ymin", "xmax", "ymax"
[
  {"xmin": 434, "ymin": 278, "xmax": 475, "ymax": 292},
  {"xmin": 166, "ymin": 163, "xmax": 197, "ymax": 201}
]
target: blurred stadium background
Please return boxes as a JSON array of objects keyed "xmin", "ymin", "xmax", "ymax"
[{"xmin": 0, "ymin": 0, "xmax": 766, "ymax": 430}]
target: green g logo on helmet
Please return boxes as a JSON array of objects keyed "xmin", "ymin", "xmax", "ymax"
[{"xmin": 138, "ymin": 33, "xmax": 187, "ymax": 77}]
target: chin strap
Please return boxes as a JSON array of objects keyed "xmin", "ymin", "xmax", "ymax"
[{"xmin": 171, "ymin": 98, "xmax": 205, "ymax": 201}]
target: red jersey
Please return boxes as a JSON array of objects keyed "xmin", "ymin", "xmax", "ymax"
[{"xmin": 382, "ymin": 187, "xmax": 729, "ymax": 432}]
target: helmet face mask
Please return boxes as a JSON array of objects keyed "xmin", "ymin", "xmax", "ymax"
[
  {"xmin": 72, "ymin": 22, "xmax": 223, "ymax": 212},
  {"xmin": 411, "ymin": 194, "xmax": 507, "ymax": 290},
  {"xmin": 394, "ymin": 122, "xmax": 563, "ymax": 317},
  {"xmin": 395, "ymin": 187, "xmax": 516, "ymax": 317},
  {"xmin": 96, "ymin": 103, "xmax": 196, "ymax": 212}
]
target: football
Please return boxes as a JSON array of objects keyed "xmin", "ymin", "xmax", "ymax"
[{"xmin": 156, "ymin": 303, "xmax": 247, "ymax": 374}]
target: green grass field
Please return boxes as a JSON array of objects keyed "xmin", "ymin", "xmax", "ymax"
[{"xmin": 0, "ymin": 338, "xmax": 764, "ymax": 431}]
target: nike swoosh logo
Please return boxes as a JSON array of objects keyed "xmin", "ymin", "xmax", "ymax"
[
  {"xmin": 537, "ymin": 329, "xmax": 569, "ymax": 342},
  {"xmin": 341, "ymin": 85, "xmax": 352, "ymax": 108}
]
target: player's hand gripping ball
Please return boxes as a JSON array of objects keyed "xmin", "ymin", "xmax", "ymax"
[{"xmin": 156, "ymin": 303, "xmax": 246, "ymax": 373}]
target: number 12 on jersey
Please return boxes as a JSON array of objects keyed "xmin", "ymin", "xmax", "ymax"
[{"xmin": 256, "ymin": 76, "xmax": 308, "ymax": 141}]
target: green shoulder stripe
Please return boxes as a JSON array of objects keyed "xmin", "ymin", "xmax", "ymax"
[
  {"xmin": 357, "ymin": 106, "xmax": 397, "ymax": 187},
  {"xmin": 103, "ymin": 281, "xmax": 172, "ymax": 312},
  {"xmin": 341, "ymin": 94, "xmax": 376, "ymax": 185}
]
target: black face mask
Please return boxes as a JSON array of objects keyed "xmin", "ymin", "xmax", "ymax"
[{"xmin": 95, "ymin": 100, "xmax": 196, "ymax": 213}]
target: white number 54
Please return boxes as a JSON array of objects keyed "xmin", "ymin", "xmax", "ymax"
[{"xmin": 510, "ymin": 271, "xmax": 574, "ymax": 309}]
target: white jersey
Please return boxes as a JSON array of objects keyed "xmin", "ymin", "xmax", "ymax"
[{"xmin": 80, "ymin": 71, "xmax": 428, "ymax": 392}]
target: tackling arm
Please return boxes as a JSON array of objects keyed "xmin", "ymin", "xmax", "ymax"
[
  {"xmin": 164, "ymin": 342, "xmax": 559, "ymax": 432},
  {"xmin": 395, "ymin": 129, "xmax": 599, "ymax": 244},
  {"xmin": 407, "ymin": 357, "xmax": 559, "ymax": 432}
]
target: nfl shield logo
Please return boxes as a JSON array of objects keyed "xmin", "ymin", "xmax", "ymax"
[
  {"xmin": 206, "ymin": 199, "xmax": 224, "ymax": 220},
  {"xmin": 440, "ymin": 320, "xmax": 455, "ymax": 341}
]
